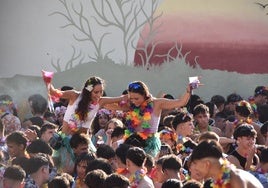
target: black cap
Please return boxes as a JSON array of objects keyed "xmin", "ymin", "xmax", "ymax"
[{"xmin": 254, "ymin": 86, "xmax": 268, "ymax": 97}]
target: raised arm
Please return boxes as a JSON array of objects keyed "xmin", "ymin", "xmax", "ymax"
[
  {"xmin": 47, "ymin": 83, "xmax": 77, "ymax": 102},
  {"xmin": 156, "ymin": 85, "xmax": 192, "ymax": 111}
]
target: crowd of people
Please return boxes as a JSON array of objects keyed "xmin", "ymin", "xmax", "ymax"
[{"xmin": 0, "ymin": 74, "xmax": 267, "ymax": 188}]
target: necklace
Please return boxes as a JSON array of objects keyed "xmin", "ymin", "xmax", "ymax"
[
  {"xmin": 125, "ymin": 101, "xmax": 153, "ymax": 139},
  {"xmin": 117, "ymin": 167, "xmax": 129, "ymax": 175},
  {"xmin": 70, "ymin": 103, "xmax": 96, "ymax": 132},
  {"xmin": 211, "ymin": 159, "xmax": 232, "ymax": 188},
  {"xmin": 176, "ymin": 135, "xmax": 192, "ymax": 154},
  {"xmin": 129, "ymin": 169, "xmax": 146, "ymax": 188}
]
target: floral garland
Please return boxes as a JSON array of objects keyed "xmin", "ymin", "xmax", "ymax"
[
  {"xmin": 75, "ymin": 178, "xmax": 84, "ymax": 188},
  {"xmin": 124, "ymin": 101, "xmax": 153, "ymax": 140},
  {"xmin": 233, "ymin": 117, "xmax": 252, "ymax": 127},
  {"xmin": 159, "ymin": 129, "xmax": 177, "ymax": 142},
  {"xmin": 116, "ymin": 167, "xmax": 129, "ymax": 175},
  {"xmin": 69, "ymin": 103, "xmax": 96, "ymax": 133},
  {"xmin": 176, "ymin": 143, "xmax": 193, "ymax": 154},
  {"xmin": 129, "ymin": 169, "xmax": 146, "ymax": 188},
  {"xmin": 0, "ymin": 100, "xmax": 15, "ymax": 116},
  {"xmin": 211, "ymin": 159, "xmax": 233, "ymax": 188},
  {"xmin": 176, "ymin": 135, "xmax": 192, "ymax": 154},
  {"xmin": 0, "ymin": 100, "xmax": 13, "ymax": 107}
]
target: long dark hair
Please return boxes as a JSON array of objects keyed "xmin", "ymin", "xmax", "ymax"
[{"xmin": 76, "ymin": 76, "xmax": 104, "ymax": 121}]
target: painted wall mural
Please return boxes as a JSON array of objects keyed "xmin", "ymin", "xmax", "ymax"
[{"xmin": 135, "ymin": 0, "xmax": 268, "ymax": 74}]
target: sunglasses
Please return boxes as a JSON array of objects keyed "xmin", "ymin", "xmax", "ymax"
[{"xmin": 128, "ymin": 83, "xmax": 141, "ymax": 90}]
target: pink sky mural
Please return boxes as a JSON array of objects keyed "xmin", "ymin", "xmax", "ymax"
[{"xmin": 134, "ymin": 0, "xmax": 268, "ymax": 74}]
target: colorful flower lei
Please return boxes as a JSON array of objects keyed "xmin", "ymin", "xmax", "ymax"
[
  {"xmin": 176, "ymin": 135, "xmax": 192, "ymax": 154},
  {"xmin": 129, "ymin": 169, "xmax": 146, "ymax": 188},
  {"xmin": 69, "ymin": 103, "xmax": 96, "ymax": 133},
  {"xmin": 124, "ymin": 101, "xmax": 153, "ymax": 140},
  {"xmin": 0, "ymin": 100, "xmax": 13, "ymax": 106},
  {"xmin": 160, "ymin": 129, "xmax": 177, "ymax": 142},
  {"xmin": 176, "ymin": 143, "xmax": 193, "ymax": 154},
  {"xmin": 0, "ymin": 100, "xmax": 15, "ymax": 116},
  {"xmin": 233, "ymin": 117, "xmax": 252, "ymax": 127},
  {"xmin": 211, "ymin": 159, "xmax": 233, "ymax": 188},
  {"xmin": 116, "ymin": 167, "xmax": 129, "ymax": 175}
]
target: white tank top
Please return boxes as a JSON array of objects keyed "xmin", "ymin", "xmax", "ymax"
[{"xmin": 63, "ymin": 96, "xmax": 100, "ymax": 129}]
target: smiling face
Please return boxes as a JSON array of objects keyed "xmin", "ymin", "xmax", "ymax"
[
  {"xmin": 91, "ymin": 84, "xmax": 104, "ymax": 103},
  {"xmin": 237, "ymin": 136, "xmax": 256, "ymax": 150},
  {"xmin": 128, "ymin": 92, "xmax": 146, "ymax": 107}
]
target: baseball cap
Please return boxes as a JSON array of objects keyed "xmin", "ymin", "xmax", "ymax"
[{"xmin": 254, "ymin": 86, "xmax": 268, "ymax": 97}]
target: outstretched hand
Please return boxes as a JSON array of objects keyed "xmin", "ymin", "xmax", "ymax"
[
  {"xmin": 42, "ymin": 70, "xmax": 54, "ymax": 86},
  {"xmin": 189, "ymin": 76, "xmax": 203, "ymax": 90}
]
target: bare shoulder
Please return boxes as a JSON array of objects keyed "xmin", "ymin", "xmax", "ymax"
[
  {"xmin": 64, "ymin": 90, "xmax": 79, "ymax": 104},
  {"xmin": 231, "ymin": 169, "xmax": 263, "ymax": 188}
]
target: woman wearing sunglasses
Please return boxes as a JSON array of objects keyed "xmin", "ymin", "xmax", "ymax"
[{"xmin": 123, "ymin": 80, "xmax": 199, "ymax": 157}]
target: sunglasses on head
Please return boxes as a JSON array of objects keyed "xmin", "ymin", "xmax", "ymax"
[{"xmin": 128, "ymin": 83, "xmax": 141, "ymax": 90}]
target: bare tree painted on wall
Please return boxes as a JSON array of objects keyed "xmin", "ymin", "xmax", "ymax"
[
  {"xmin": 50, "ymin": 0, "xmax": 114, "ymax": 71},
  {"xmin": 51, "ymin": 0, "xmax": 163, "ymax": 70},
  {"xmin": 133, "ymin": 0, "xmax": 162, "ymax": 69},
  {"xmin": 90, "ymin": 0, "xmax": 159, "ymax": 65},
  {"xmin": 51, "ymin": 45, "xmax": 85, "ymax": 72}
]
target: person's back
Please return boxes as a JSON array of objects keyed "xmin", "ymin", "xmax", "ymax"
[{"xmin": 231, "ymin": 168, "xmax": 264, "ymax": 188}]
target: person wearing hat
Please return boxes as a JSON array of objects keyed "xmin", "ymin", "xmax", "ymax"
[
  {"xmin": 249, "ymin": 86, "xmax": 268, "ymax": 121},
  {"xmin": 254, "ymin": 86, "xmax": 268, "ymax": 106}
]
